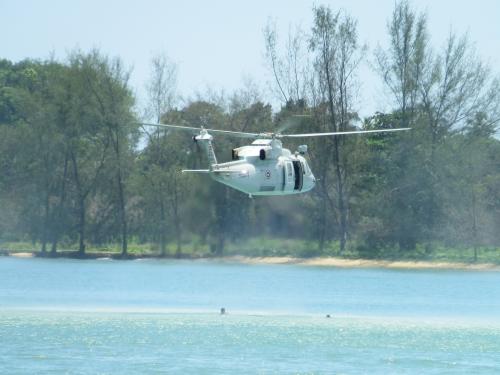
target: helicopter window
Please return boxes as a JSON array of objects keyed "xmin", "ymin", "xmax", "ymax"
[
  {"xmin": 302, "ymin": 161, "xmax": 309, "ymax": 174},
  {"xmin": 259, "ymin": 149, "xmax": 266, "ymax": 160},
  {"xmin": 231, "ymin": 149, "xmax": 239, "ymax": 161}
]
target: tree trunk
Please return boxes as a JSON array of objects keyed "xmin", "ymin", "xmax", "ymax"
[
  {"xmin": 325, "ymin": 58, "xmax": 348, "ymax": 254},
  {"xmin": 117, "ymin": 168, "xmax": 128, "ymax": 257},
  {"xmin": 216, "ymin": 233, "xmax": 225, "ymax": 257},
  {"xmin": 317, "ymin": 179, "xmax": 328, "ymax": 253},
  {"xmin": 334, "ymin": 139, "xmax": 347, "ymax": 253},
  {"xmin": 174, "ymin": 219, "xmax": 182, "ymax": 258},
  {"xmin": 472, "ymin": 187, "xmax": 478, "ymax": 262},
  {"xmin": 172, "ymin": 178, "xmax": 182, "ymax": 258},
  {"xmin": 159, "ymin": 197, "xmax": 167, "ymax": 256},
  {"xmin": 71, "ymin": 152, "xmax": 86, "ymax": 256},
  {"xmin": 77, "ymin": 196, "xmax": 86, "ymax": 255},
  {"xmin": 51, "ymin": 155, "xmax": 68, "ymax": 254},
  {"xmin": 41, "ymin": 191, "xmax": 50, "ymax": 254}
]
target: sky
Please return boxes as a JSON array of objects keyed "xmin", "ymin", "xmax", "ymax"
[{"xmin": 1, "ymin": 0, "xmax": 499, "ymax": 118}]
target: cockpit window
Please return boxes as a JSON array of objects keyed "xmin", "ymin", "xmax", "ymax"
[{"xmin": 302, "ymin": 161, "xmax": 310, "ymax": 175}]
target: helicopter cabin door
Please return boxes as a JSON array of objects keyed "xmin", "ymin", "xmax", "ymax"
[
  {"xmin": 283, "ymin": 161, "xmax": 295, "ymax": 192},
  {"xmin": 292, "ymin": 160, "xmax": 303, "ymax": 191}
]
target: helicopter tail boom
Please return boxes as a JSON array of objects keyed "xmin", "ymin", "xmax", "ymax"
[
  {"xmin": 182, "ymin": 169, "xmax": 210, "ymax": 173},
  {"xmin": 194, "ymin": 130, "xmax": 218, "ymax": 170}
]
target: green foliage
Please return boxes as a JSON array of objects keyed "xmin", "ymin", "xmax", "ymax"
[{"xmin": 0, "ymin": 1, "xmax": 499, "ymax": 263}]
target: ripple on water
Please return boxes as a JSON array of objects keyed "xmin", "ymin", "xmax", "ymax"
[
  {"xmin": 1, "ymin": 311, "xmax": 500, "ymax": 374},
  {"xmin": 2, "ymin": 258, "xmax": 500, "ymax": 373}
]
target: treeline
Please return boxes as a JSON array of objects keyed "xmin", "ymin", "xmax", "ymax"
[{"xmin": 0, "ymin": 1, "xmax": 499, "ymax": 259}]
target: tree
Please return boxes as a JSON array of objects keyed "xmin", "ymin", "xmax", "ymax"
[
  {"xmin": 0, "ymin": 59, "xmax": 70, "ymax": 253},
  {"xmin": 137, "ymin": 118, "xmax": 190, "ymax": 257},
  {"xmin": 375, "ymin": 0, "xmax": 500, "ymax": 250},
  {"xmin": 145, "ymin": 54, "xmax": 177, "ymax": 123},
  {"xmin": 140, "ymin": 53, "xmax": 178, "ymax": 255},
  {"xmin": 80, "ymin": 51, "xmax": 138, "ymax": 256},
  {"xmin": 443, "ymin": 113, "xmax": 500, "ymax": 260},
  {"xmin": 374, "ymin": 0, "xmax": 428, "ymax": 128},
  {"xmin": 56, "ymin": 50, "xmax": 137, "ymax": 256},
  {"xmin": 264, "ymin": 20, "xmax": 309, "ymax": 105},
  {"xmin": 309, "ymin": 6, "xmax": 364, "ymax": 253},
  {"xmin": 359, "ymin": 112, "xmax": 426, "ymax": 252}
]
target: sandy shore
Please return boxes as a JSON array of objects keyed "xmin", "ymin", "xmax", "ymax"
[
  {"xmin": 220, "ymin": 255, "xmax": 500, "ymax": 271},
  {"xmin": 9, "ymin": 252, "xmax": 34, "ymax": 258},
  {"xmin": 4, "ymin": 251, "xmax": 499, "ymax": 271}
]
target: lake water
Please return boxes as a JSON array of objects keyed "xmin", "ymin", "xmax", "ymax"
[{"xmin": 1, "ymin": 257, "xmax": 499, "ymax": 374}]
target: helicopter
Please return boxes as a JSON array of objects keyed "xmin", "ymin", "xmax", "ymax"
[{"xmin": 141, "ymin": 122, "xmax": 410, "ymax": 197}]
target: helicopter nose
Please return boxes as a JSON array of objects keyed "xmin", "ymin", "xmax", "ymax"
[{"xmin": 304, "ymin": 175, "xmax": 316, "ymax": 191}]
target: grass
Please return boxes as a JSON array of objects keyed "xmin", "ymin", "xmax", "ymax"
[
  {"xmin": 425, "ymin": 245, "xmax": 500, "ymax": 264},
  {"xmin": 1, "ymin": 238, "xmax": 499, "ymax": 264}
]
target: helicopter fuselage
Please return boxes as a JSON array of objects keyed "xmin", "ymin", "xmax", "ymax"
[{"xmin": 207, "ymin": 138, "xmax": 316, "ymax": 196}]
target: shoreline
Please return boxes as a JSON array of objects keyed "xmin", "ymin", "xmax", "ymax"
[
  {"xmin": 3, "ymin": 251, "xmax": 499, "ymax": 271},
  {"xmin": 223, "ymin": 256, "xmax": 500, "ymax": 271}
]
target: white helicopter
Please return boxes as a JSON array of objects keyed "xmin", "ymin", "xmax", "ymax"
[{"xmin": 142, "ymin": 122, "xmax": 409, "ymax": 197}]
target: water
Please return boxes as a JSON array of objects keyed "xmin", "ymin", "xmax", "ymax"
[{"xmin": 1, "ymin": 257, "xmax": 500, "ymax": 374}]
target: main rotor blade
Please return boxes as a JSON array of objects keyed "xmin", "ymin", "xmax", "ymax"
[
  {"xmin": 141, "ymin": 122, "xmax": 261, "ymax": 139},
  {"xmin": 276, "ymin": 114, "xmax": 311, "ymax": 134},
  {"xmin": 280, "ymin": 128, "xmax": 411, "ymax": 138},
  {"xmin": 141, "ymin": 122, "xmax": 201, "ymax": 132}
]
